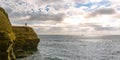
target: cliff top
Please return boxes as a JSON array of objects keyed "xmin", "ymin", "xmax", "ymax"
[{"xmin": 12, "ymin": 26, "xmax": 39, "ymax": 39}]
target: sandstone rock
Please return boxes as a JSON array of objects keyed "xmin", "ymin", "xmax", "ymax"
[
  {"xmin": 12, "ymin": 26, "xmax": 40, "ymax": 58},
  {"xmin": 0, "ymin": 7, "xmax": 16, "ymax": 60},
  {"xmin": 0, "ymin": 7, "xmax": 40, "ymax": 59}
]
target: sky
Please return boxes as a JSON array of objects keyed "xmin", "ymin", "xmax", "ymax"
[{"xmin": 0, "ymin": 0, "xmax": 120, "ymax": 35}]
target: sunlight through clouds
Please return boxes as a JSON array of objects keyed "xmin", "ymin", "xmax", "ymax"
[
  {"xmin": 0, "ymin": 0, "xmax": 120, "ymax": 35},
  {"xmin": 63, "ymin": 16, "xmax": 84, "ymax": 25}
]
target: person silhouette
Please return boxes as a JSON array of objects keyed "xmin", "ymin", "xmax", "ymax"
[
  {"xmin": 25, "ymin": 22, "xmax": 27, "ymax": 26},
  {"xmin": 25, "ymin": 22, "xmax": 29, "ymax": 31}
]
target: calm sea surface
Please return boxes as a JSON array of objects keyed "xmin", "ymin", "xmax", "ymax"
[{"xmin": 17, "ymin": 35, "xmax": 120, "ymax": 60}]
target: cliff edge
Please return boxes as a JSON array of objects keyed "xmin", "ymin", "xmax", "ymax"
[
  {"xmin": 0, "ymin": 7, "xmax": 40, "ymax": 59},
  {"xmin": 12, "ymin": 26, "xmax": 40, "ymax": 58}
]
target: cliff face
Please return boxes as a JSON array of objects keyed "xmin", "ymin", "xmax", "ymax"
[
  {"xmin": 12, "ymin": 26, "xmax": 40, "ymax": 58},
  {"xmin": 0, "ymin": 7, "xmax": 16, "ymax": 60},
  {"xmin": 0, "ymin": 7, "xmax": 40, "ymax": 59}
]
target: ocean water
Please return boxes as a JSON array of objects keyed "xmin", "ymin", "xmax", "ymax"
[{"xmin": 17, "ymin": 35, "xmax": 120, "ymax": 60}]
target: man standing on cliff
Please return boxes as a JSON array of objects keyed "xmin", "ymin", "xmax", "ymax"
[{"xmin": 25, "ymin": 22, "xmax": 27, "ymax": 26}]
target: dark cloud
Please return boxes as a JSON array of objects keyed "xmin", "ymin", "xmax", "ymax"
[
  {"xmin": 89, "ymin": 23, "xmax": 118, "ymax": 31},
  {"xmin": 87, "ymin": 8, "xmax": 116, "ymax": 17},
  {"xmin": 40, "ymin": 0, "xmax": 63, "ymax": 3},
  {"xmin": 48, "ymin": 27, "xmax": 63, "ymax": 32},
  {"xmin": 28, "ymin": 13, "xmax": 65, "ymax": 21},
  {"xmin": 94, "ymin": 26, "xmax": 115, "ymax": 31},
  {"xmin": 0, "ymin": 0, "xmax": 65, "ymax": 22},
  {"xmin": 5, "ymin": 7, "xmax": 65, "ymax": 22}
]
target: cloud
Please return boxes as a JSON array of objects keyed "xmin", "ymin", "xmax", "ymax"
[
  {"xmin": 0, "ymin": 0, "xmax": 67, "ymax": 23},
  {"xmin": 75, "ymin": 0, "xmax": 111, "ymax": 11},
  {"xmin": 87, "ymin": 8, "xmax": 116, "ymax": 17},
  {"xmin": 88, "ymin": 23, "xmax": 119, "ymax": 31},
  {"xmin": 28, "ymin": 13, "xmax": 65, "ymax": 21},
  {"xmin": 1, "ymin": 0, "xmax": 120, "ymax": 35},
  {"xmin": 36, "ymin": 0, "xmax": 63, "ymax": 4},
  {"xmin": 9, "ymin": 12, "xmax": 65, "ymax": 23},
  {"xmin": 47, "ymin": 27, "xmax": 64, "ymax": 33},
  {"xmin": 95, "ymin": 26, "xmax": 115, "ymax": 31},
  {"xmin": 114, "ymin": 14, "xmax": 120, "ymax": 19}
]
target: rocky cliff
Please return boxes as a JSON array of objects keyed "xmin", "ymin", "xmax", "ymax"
[
  {"xmin": 0, "ymin": 7, "xmax": 16, "ymax": 60},
  {"xmin": 0, "ymin": 7, "xmax": 40, "ymax": 59},
  {"xmin": 12, "ymin": 26, "xmax": 40, "ymax": 58}
]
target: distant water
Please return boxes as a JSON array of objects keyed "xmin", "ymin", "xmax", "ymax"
[{"xmin": 17, "ymin": 35, "xmax": 120, "ymax": 60}]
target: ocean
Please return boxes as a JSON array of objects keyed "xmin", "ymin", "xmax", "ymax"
[{"xmin": 17, "ymin": 35, "xmax": 120, "ymax": 60}]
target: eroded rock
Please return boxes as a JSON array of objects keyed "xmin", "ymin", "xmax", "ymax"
[
  {"xmin": 12, "ymin": 26, "xmax": 40, "ymax": 58},
  {"xmin": 0, "ymin": 7, "xmax": 16, "ymax": 60},
  {"xmin": 0, "ymin": 7, "xmax": 40, "ymax": 59}
]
